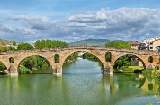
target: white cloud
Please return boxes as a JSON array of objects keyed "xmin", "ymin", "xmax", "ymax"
[{"xmin": 0, "ymin": 8, "xmax": 160, "ymax": 42}]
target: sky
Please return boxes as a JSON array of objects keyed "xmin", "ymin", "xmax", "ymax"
[{"xmin": 0, "ymin": 0, "xmax": 160, "ymax": 43}]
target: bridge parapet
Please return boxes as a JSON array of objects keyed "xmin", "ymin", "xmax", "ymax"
[{"xmin": 0, "ymin": 46, "xmax": 158, "ymax": 55}]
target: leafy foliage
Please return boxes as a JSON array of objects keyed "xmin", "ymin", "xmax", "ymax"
[
  {"xmin": 114, "ymin": 54, "xmax": 131, "ymax": 69},
  {"xmin": 13, "ymin": 41, "xmax": 16, "ymax": 46},
  {"xmin": 105, "ymin": 52, "xmax": 111, "ymax": 62},
  {"xmin": 17, "ymin": 43, "xmax": 33, "ymax": 50},
  {"xmin": 0, "ymin": 61, "xmax": 6, "ymax": 71},
  {"xmin": 18, "ymin": 66, "xmax": 32, "ymax": 74},
  {"xmin": 65, "ymin": 52, "xmax": 78, "ymax": 63},
  {"xmin": 84, "ymin": 52, "xmax": 99, "ymax": 61},
  {"xmin": 105, "ymin": 41, "xmax": 131, "ymax": 49},
  {"xmin": 0, "ymin": 46, "xmax": 16, "ymax": 52},
  {"xmin": 9, "ymin": 57, "xmax": 14, "ymax": 63},
  {"xmin": 34, "ymin": 39, "xmax": 68, "ymax": 50},
  {"xmin": 20, "ymin": 55, "xmax": 49, "ymax": 71},
  {"xmin": 54, "ymin": 54, "xmax": 60, "ymax": 63}
]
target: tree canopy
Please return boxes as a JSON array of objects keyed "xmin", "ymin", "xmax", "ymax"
[
  {"xmin": 17, "ymin": 43, "xmax": 33, "ymax": 50},
  {"xmin": 34, "ymin": 39, "xmax": 68, "ymax": 50},
  {"xmin": 105, "ymin": 41, "xmax": 131, "ymax": 49}
]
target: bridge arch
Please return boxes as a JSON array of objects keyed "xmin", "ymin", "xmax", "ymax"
[
  {"xmin": 16, "ymin": 54, "xmax": 51, "ymax": 72},
  {"xmin": 60, "ymin": 49, "xmax": 105, "ymax": 70},
  {"xmin": 113, "ymin": 53, "xmax": 147, "ymax": 69}
]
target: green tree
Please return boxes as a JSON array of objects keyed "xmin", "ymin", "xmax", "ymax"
[
  {"xmin": 46, "ymin": 39, "xmax": 52, "ymax": 50},
  {"xmin": 17, "ymin": 43, "xmax": 33, "ymax": 50},
  {"xmin": 13, "ymin": 41, "xmax": 16, "ymax": 46},
  {"xmin": 105, "ymin": 52, "xmax": 111, "ymax": 62},
  {"xmin": 113, "ymin": 54, "xmax": 132, "ymax": 69},
  {"xmin": 34, "ymin": 39, "xmax": 68, "ymax": 49},
  {"xmin": 34, "ymin": 40, "xmax": 43, "ymax": 50},
  {"xmin": 105, "ymin": 41, "xmax": 131, "ymax": 49},
  {"xmin": 20, "ymin": 55, "xmax": 49, "ymax": 71},
  {"xmin": 0, "ymin": 61, "xmax": 6, "ymax": 71}
]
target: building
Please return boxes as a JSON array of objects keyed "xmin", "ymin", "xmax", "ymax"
[
  {"xmin": 139, "ymin": 36, "xmax": 160, "ymax": 51},
  {"xmin": 129, "ymin": 41, "xmax": 140, "ymax": 50}
]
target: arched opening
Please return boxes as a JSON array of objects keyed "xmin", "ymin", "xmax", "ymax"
[
  {"xmin": 105, "ymin": 52, "xmax": 112, "ymax": 62},
  {"xmin": 113, "ymin": 54, "xmax": 145, "ymax": 73},
  {"xmin": 18, "ymin": 55, "xmax": 51, "ymax": 74},
  {"xmin": 9, "ymin": 57, "xmax": 14, "ymax": 63},
  {"xmin": 148, "ymin": 56, "xmax": 153, "ymax": 63},
  {"xmin": 54, "ymin": 54, "xmax": 60, "ymax": 63},
  {"xmin": 62, "ymin": 51, "xmax": 104, "ymax": 74},
  {"xmin": 0, "ymin": 61, "xmax": 7, "ymax": 74}
]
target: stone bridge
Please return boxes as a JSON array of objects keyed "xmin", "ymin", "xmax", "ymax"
[{"xmin": 0, "ymin": 46, "xmax": 159, "ymax": 75}]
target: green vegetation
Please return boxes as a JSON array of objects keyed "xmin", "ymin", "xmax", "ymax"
[
  {"xmin": 0, "ymin": 46, "xmax": 16, "ymax": 52},
  {"xmin": 18, "ymin": 66, "xmax": 32, "ymax": 74},
  {"xmin": 9, "ymin": 57, "xmax": 14, "ymax": 63},
  {"xmin": 0, "ymin": 38, "xmax": 15, "ymax": 45},
  {"xmin": 128, "ymin": 66, "xmax": 144, "ymax": 70},
  {"xmin": 113, "ymin": 54, "xmax": 131, "ymax": 69},
  {"xmin": 142, "ymin": 69, "xmax": 159, "ymax": 77},
  {"xmin": 34, "ymin": 39, "xmax": 68, "ymax": 50},
  {"xmin": 105, "ymin": 41, "xmax": 131, "ymax": 49},
  {"xmin": 54, "ymin": 54, "xmax": 60, "ymax": 63},
  {"xmin": 84, "ymin": 52, "xmax": 99, "ymax": 61},
  {"xmin": 0, "ymin": 61, "xmax": 6, "ymax": 71},
  {"xmin": 65, "ymin": 52, "xmax": 78, "ymax": 63},
  {"xmin": 105, "ymin": 52, "xmax": 111, "ymax": 62},
  {"xmin": 17, "ymin": 43, "xmax": 33, "ymax": 50},
  {"xmin": 19, "ymin": 55, "xmax": 49, "ymax": 71},
  {"xmin": 13, "ymin": 41, "xmax": 16, "ymax": 46}
]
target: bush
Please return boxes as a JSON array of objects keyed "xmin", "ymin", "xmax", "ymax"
[{"xmin": 18, "ymin": 66, "xmax": 32, "ymax": 74}]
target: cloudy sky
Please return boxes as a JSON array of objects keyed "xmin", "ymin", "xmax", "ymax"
[{"xmin": 0, "ymin": 0, "xmax": 160, "ymax": 43}]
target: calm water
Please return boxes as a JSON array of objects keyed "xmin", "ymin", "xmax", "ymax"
[{"xmin": 0, "ymin": 59, "xmax": 160, "ymax": 105}]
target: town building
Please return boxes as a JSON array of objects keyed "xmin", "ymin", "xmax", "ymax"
[
  {"xmin": 129, "ymin": 41, "xmax": 140, "ymax": 50},
  {"xmin": 139, "ymin": 36, "xmax": 160, "ymax": 51}
]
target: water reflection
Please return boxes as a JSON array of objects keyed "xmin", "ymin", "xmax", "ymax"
[
  {"xmin": 1, "ymin": 59, "xmax": 160, "ymax": 105},
  {"xmin": 131, "ymin": 74, "xmax": 160, "ymax": 104}
]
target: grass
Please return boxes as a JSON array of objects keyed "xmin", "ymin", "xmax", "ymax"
[
  {"xmin": 128, "ymin": 66, "xmax": 144, "ymax": 70},
  {"xmin": 114, "ymin": 66, "xmax": 144, "ymax": 73}
]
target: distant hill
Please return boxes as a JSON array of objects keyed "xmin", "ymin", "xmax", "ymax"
[
  {"xmin": 69, "ymin": 38, "xmax": 110, "ymax": 46},
  {"xmin": 0, "ymin": 38, "xmax": 20, "ymax": 46},
  {"xmin": 0, "ymin": 38, "xmax": 13, "ymax": 44}
]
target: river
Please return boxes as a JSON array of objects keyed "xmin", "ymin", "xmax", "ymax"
[{"xmin": 0, "ymin": 59, "xmax": 160, "ymax": 105}]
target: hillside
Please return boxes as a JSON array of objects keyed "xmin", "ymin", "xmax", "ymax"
[
  {"xmin": 69, "ymin": 38, "xmax": 110, "ymax": 46},
  {"xmin": 0, "ymin": 38, "xmax": 13, "ymax": 45},
  {"xmin": 0, "ymin": 38, "xmax": 21, "ymax": 47}
]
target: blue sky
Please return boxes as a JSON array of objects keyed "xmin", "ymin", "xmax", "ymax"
[{"xmin": 0, "ymin": 0, "xmax": 160, "ymax": 42}]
